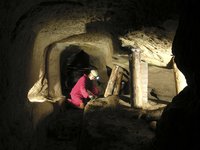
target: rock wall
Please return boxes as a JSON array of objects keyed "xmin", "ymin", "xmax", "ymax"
[{"xmin": 154, "ymin": 0, "xmax": 200, "ymax": 149}]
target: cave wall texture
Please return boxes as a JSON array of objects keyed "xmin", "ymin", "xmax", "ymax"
[
  {"xmin": 154, "ymin": 0, "xmax": 200, "ymax": 149},
  {"xmin": 2, "ymin": 0, "xmax": 200, "ymax": 150}
]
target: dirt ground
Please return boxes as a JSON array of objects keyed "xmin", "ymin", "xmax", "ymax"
[{"xmin": 45, "ymin": 99, "xmax": 154, "ymax": 150}]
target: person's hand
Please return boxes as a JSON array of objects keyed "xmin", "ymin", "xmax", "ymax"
[
  {"xmin": 89, "ymin": 95, "xmax": 98, "ymax": 100},
  {"xmin": 79, "ymin": 103, "xmax": 84, "ymax": 109},
  {"xmin": 89, "ymin": 95, "xmax": 94, "ymax": 99}
]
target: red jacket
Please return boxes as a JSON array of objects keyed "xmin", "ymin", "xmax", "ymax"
[{"xmin": 70, "ymin": 74, "xmax": 99, "ymax": 98}]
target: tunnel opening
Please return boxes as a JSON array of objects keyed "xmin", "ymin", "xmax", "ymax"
[
  {"xmin": 28, "ymin": 32, "xmax": 114, "ymax": 103},
  {"xmin": 60, "ymin": 45, "xmax": 97, "ymax": 97}
]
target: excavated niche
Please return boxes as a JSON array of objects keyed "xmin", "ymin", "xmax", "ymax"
[{"xmin": 27, "ymin": 32, "xmax": 114, "ymax": 103}]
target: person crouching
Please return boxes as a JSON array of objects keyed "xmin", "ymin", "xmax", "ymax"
[{"xmin": 68, "ymin": 69, "xmax": 100, "ymax": 109}]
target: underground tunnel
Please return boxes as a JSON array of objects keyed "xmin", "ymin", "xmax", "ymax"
[
  {"xmin": 59, "ymin": 45, "xmax": 107, "ymax": 98},
  {"xmin": 60, "ymin": 46, "xmax": 91, "ymax": 96},
  {"xmin": 27, "ymin": 32, "xmax": 114, "ymax": 104},
  {"xmin": 1, "ymin": 0, "xmax": 200, "ymax": 150}
]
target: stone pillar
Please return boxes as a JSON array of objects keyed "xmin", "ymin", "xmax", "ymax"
[{"xmin": 129, "ymin": 48, "xmax": 143, "ymax": 108}]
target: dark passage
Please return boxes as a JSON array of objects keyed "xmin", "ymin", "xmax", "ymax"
[{"xmin": 60, "ymin": 46, "xmax": 91, "ymax": 97}]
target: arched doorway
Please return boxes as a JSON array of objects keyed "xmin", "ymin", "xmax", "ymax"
[
  {"xmin": 60, "ymin": 45, "xmax": 94, "ymax": 97},
  {"xmin": 28, "ymin": 32, "xmax": 114, "ymax": 103}
]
